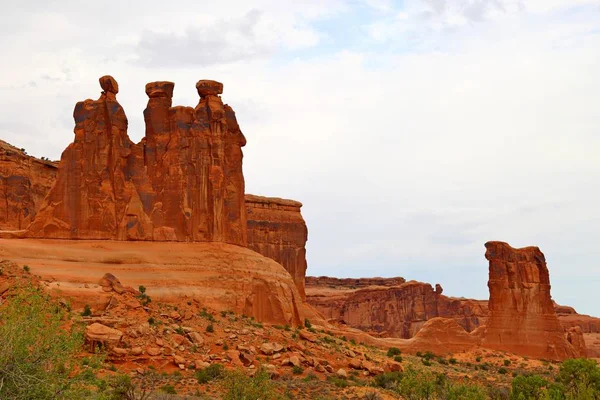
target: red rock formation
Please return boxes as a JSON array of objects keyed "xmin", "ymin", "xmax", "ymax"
[
  {"xmin": 25, "ymin": 76, "xmax": 247, "ymax": 244},
  {"xmin": 482, "ymin": 241, "xmax": 583, "ymax": 360},
  {"xmin": 306, "ymin": 276, "xmax": 406, "ymax": 288},
  {"xmin": 0, "ymin": 140, "xmax": 57, "ymax": 230},
  {"xmin": 306, "ymin": 278, "xmax": 488, "ymax": 338},
  {"xmin": 245, "ymin": 195, "xmax": 308, "ymax": 298}
]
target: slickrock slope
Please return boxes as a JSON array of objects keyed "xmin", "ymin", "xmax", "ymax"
[
  {"xmin": 0, "ymin": 140, "xmax": 57, "ymax": 230},
  {"xmin": 245, "ymin": 194, "xmax": 308, "ymax": 298},
  {"xmin": 0, "ymin": 238, "xmax": 305, "ymax": 325},
  {"xmin": 306, "ymin": 278, "xmax": 488, "ymax": 338},
  {"xmin": 25, "ymin": 76, "xmax": 247, "ymax": 244},
  {"xmin": 482, "ymin": 241, "xmax": 584, "ymax": 360}
]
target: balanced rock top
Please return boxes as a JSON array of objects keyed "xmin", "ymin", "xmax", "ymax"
[
  {"xmin": 196, "ymin": 80, "xmax": 223, "ymax": 97},
  {"xmin": 99, "ymin": 75, "xmax": 119, "ymax": 94},
  {"xmin": 145, "ymin": 81, "xmax": 174, "ymax": 98}
]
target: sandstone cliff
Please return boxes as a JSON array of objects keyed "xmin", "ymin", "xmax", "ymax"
[
  {"xmin": 482, "ymin": 241, "xmax": 584, "ymax": 360},
  {"xmin": 306, "ymin": 278, "xmax": 488, "ymax": 338},
  {"xmin": 25, "ymin": 77, "xmax": 247, "ymax": 244},
  {"xmin": 245, "ymin": 194, "xmax": 308, "ymax": 299},
  {"xmin": 0, "ymin": 140, "xmax": 57, "ymax": 231}
]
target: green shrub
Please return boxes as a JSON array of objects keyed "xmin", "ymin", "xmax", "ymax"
[
  {"xmin": 446, "ymin": 383, "xmax": 488, "ymax": 400},
  {"xmin": 223, "ymin": 368, "xmax": 276, "ymax": 400},
  {"xmin": 504, "ymin": 359, "xmax": 511, "ymax": 367},
  {"xmin": 422, "ymin": 359, "xmax": 432, "ymax": 367},
  {"xmin": 449, "ymin": 357, "xmax": 457, "ymax": 365},
  {"xmin": 292, "ymin": 365, "xmax": 304, "ymax": 375},
  {"xmin": 23, "ymin": 265, "xmax": 30, "ymax": 273},
  {"xmin": 160, "ymin": 384, "xmax": 177, "ymax": 394},
  {"xmin": 373, "ymin": 372, "xmax": 402, "ymax": 389},
  {"xmin": 305, "ymin": 318, "xmax": 312, "ymax": 328},
  {"xmin": 327, "ymin": 375, "xmax": 348, "ymax": 388},
  {"xmin": 556, "ymin": 358, "xmax": 600, "ymax": 398},
  {"xmin": 437, "ymin": 357, "xmax": 448, "ymax": 365},
  {"xmin": 81, "ymin": 304, "xmax": 92, "ymax": 317},
  {"xmin": 206, "ymin": 324, "xmax": 214, "ymax": 333},
  {"xmin": 196, "ymin": 363, "xmax": 224, "ymax": 384},
  {"xmin": 394, "ymin": 355, "xmax": 403, "ymax": 363},
  {"xmin": 0, "ymin": 283, "xmax": 97, "ymax": 399},
  {"xmin": 138, "ymin": 285, "xmax": 146, "ymax": 294},
  {"xmin": 386, "ymin": 347, "xmax": 401, "ymax": 357},
  {"xmin": 510, "ymin": 374, "xmax": 549, "ymax": 400},
  {"xmin": 499, "ymin": 367, "xmax": 508, "ymax": 375},
  {"xmin": 475, "ymin": 356, "xmax": 482, "ymax": 362}
]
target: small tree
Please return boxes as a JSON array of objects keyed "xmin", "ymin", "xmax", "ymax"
[
  {"xmin": 0, "ymin": 283, "xmax": 95, "ymax": 399},
  {"xmin": 556, "ymin": 358, "xmax": 600, "ymax": 398}
]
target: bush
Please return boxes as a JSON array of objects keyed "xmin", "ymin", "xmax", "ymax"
[
  {"xmin": 504, "ymin": 359, "xmax": 511, "ymax": 366},
  {"xmin": 138, "ymin": 285, "xmax": 146, "ymax": 294},
  {"xmin": 105, "ymin": 372, "xmax": 160, "ymax": 400},
  {"xmin": 510, "ymin": 374, "xmax": 549, "ymax": 400},
  {"xmin": 22, "ymin": 265, "xmax": 30, "ymax": 273},
  {"xmin": 449, "ymin": 357, "xmax": 457, "ymax": 365},
  {"xmin": 292, "ymin": 365, "xmax": 304, "ymax": 375},
  {"xmin": 373, "ymin": 372, "xmax": 402, "ymax": 389},
  {"xmin": 556, "ymin": 358, "xmax": 600, "ymax": 398},
  {"xmin": 499, "ymin": 367, "xmax": 508, "ymax": 375},
  {"xmin": 327, "ymin": 375, "xmax": 349, "ymax": 388},
  {"xmin": 223, "ymin": 368, "xmax": 276, "ymax": 400},
  {"xmin": 422, "ymin": 359, "xmax": 432, "ymax": 367},
  {"xmin": 196, "ymin": 363, "xmax": 224, "ymax": 384},
  {"xmin": 387, "ymin": 347, "xmax": 401, "ymax": 357},
  {"xmin": 206, "ymin": 324, "xmax": 214, "ymax": 333},
  {"xmin": 81, "ymin": 304, "xmax": 92, "ymax": 317},
  {"xmin": 0, "ymin": 283, "xmax": 96, "ymax": 399},
  {"xmin": 446, "ymin": 383, "xmax": 488, "ymax": 400},
  {"xmin": 394, "ymin": 355, "xmax": 403, "ymax": 363},
  {"xmin": 305, "ymin": 318, "xmax": 312, "ymax": 328},
  {"xmin": 160, "ymin": 384, "xmax": 176, "ymax": 394}
]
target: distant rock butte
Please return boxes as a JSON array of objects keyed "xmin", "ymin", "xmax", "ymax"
[
  {"xmin": 245, "ymin": 194, "xmax": 308, "ymax": 299},
  {"xmin": 0, "ymin": 140, "xmax": 57, "ymax": 231},
  {"xmin": 482, "ymin": 241, "xmax": 585, "ymax": 360},
  {"xmin": 25, "ymin": 76, "xmax": 247, "ymax": 243}
]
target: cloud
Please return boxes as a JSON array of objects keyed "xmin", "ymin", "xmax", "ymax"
[
  {"xmin": 135, "ymin": 9, "xmax": 321, "ymax": 67},
  {"xmin": 0, "ymin": 0, "xmax": 599, "ymax": 316}
]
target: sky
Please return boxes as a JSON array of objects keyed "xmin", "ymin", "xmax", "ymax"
[{"xmin": 1, "ymin": 0, "xmax": 599, "ymax": 315}]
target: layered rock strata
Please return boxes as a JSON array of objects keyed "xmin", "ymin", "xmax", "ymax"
[
  {"xmin": 25, "ymin": 76, "xmax": 247, "ymax": 244},
  {"xmin": 482, "ymin": 241, "xmax": 584, "ymax": 360},
  {"xmin": 245, "ymin": 195, "xmax": 308, "ymax": 298},
  {"xmin": 0, "ymin": 140, "xmax": 57, "ymax": 230}
]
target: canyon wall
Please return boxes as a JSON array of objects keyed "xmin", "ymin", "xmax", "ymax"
[
  {"xmin": 306, "ymin": 278, "xmax": 488, "ymax": 338},
  {"xmin": 482, "ymin": 241, "xmax": 583, "ymax": 360},
  {"xmin": 0, "ymin": 140, "xmax": 57, "ymax": 231},
  {"xmin": 25, "ymin": 77, "xmax": 247, "ymax": 244},
  {"xmin": 245, "ymin": 195, "xmax": 308, "ymax": 298}
]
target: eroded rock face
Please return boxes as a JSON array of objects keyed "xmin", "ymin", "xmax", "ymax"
[
  {"xmin": 25, "ymin": 76, "xmax": 247, "ymax": 244},
  {"xmin": 245, "ymin": 194, "xmax": 308, "ymax": 298},
  {"xmin": 482, "ymin": 241, "xmax": 584, "ymax": 360},
  {"xmin": 306, "ymin": 278, "xmax": 488, "ymax": 338},
  {"xmin": 0, "ymin": 140, "xmax": 57, "ymax": 230}
]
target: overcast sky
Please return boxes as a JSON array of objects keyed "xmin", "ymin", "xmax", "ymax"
[{"xmin": 1, "ymin": 0, "xmax": 599, "ymax": 315}]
